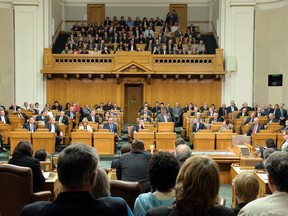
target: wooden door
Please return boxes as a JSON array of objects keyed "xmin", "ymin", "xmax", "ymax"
[
  {"xmin": 87, "ymin": 4, "xmax": 105, "ymax": 26},
  {"xmin": 124, "ymin": 84, "xmax": 143, "ymax": 124},
  {"xmin": 170, "ymin": 4, "xmax": 187, "ymax": 30}
]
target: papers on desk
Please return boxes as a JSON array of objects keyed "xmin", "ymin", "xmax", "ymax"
[
  {"xmin": 43, "ymin": 171, "xmax": 50, "ymax": 179},
  {"xmin": 259, "ymin": 173, "xmax": 268, "ymax": 181}
]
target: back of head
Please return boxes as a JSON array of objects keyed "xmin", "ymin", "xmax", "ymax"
[
  {"xmin": 92, "ymin": 168, "xmax": 110, "ymax": 199},
  {"xmin": 174, "ymin": 137, "xmax": 186, "ymax": 147},
  {"xmin": 120, "ymin": 143, "xmax": 131, "ymax": 155},
  {"xmin": 148, "ymin": 152, "xmax": 179, "ymax": 192},
  {"xmin": 175, "ymin": 144, "xmax": 192, "ymax": 164},
  {"xmin": 263, "ymin": 148, "xmax": 276, "ymax": 160},
  {"xmin": 34, "ymin": 149, "xmax": 47, "ymax": 161},
  {"xmin": 266, "ymin": 138, "xmax": 276, "ymax": 149},
  {"xmin": 175, "ymin": 156, "xmax": 220, "ymax": 216},
  {"xmin": 264, "ymin": 151, "xmax": 288, "ymax": 192},
  {"xmin": 12, "ymin": 141, "xmax": 33, "ymax": 158},
  {"xmin": 57, "ymin": 143, "xmax": 99, "ymax": 189},
  {"xmin": 131, "ymin": 139, "xmax": 144, "ymax": 151},
  {"xmin": 233, "ymin": 171, "xmax": 259, "ymax": 203}
]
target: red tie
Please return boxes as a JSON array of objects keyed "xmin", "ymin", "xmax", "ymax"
[{"xmin": 253, "ymin": 124, "xmax": 258, "ymax": 134}]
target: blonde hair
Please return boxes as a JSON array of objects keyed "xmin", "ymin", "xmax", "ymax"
[
  {"xmin": 232, "ymin": 171, "xmax": 259, "ymax": 203},
  {"xmin": 175, "ymin": 156, "xmax": 220, "ymax": 216}
]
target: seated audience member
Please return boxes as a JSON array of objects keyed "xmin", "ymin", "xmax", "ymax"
[
  {"xmin": 0, "ymin": 109, "xmax": 10, "ymax": 124},
  {"xmin": 134, "ymin": 152, "xmax": 179, "ymax": 216},
  {"xmin": 21, "ymin": 143, "xmax": 128, "ymax": 216},
  {"xmin": 28, "ymin": 103, "xmax": 38, "ymax": 115},
  {"xmin": 174, "ymin": 137, "xmax": 186, "ymax": 147},
  {"xmin": 9, "ymin": 141, "xmax": 45, "ymax": 192},
  {"xmin": 244, "ymin": 112, "xmax": 256, "ymax": 125},
  {"xmin": 133, "ymin": 119, "xmax": 145, "ymax": 134},
  {"xmin": 238, "ymin": 152, "xmax": 288, "ymax": 215},
  {"xmin": 9, "ymin": 102, "xmax": 20, "ymax": 112},
  {"xmin": 23, "ymin": 117, "xmax": 38, "ymax": 132},
  {"xmin": 227, "ymin": 100, "xmax": 238, "ymax": 114},
  {"xmin": 111, "ymin": 143, "xmax": 131, "ymax": 169},
  {"xmin": 232, "ymin": 172, "xmax": 259, "ymax": 215},
  {"xmin": 174, "ymin": 144, "xmax": 192, "ymax": 167},
  {"xmin": 87, "ymin": 110, "xmax": 99, "ymax": 124},
  {"xmin": 265, "ymin": 138, "xmax": 278, "ymax": 150},
  {"xmin": 246, "ymin": 117, "xmax": 264, "ymax": 136},
  {"xmin": 236, "ymin": 107, "xmax": 249, "ymax": 118},
  {"xmin": 82, "ymin": 104, "xmax": 92, "ymax": 117},
  {"xmin": 281, "ymin": 130, "xmax": 288, "ymax": 152},
  {"xmin": 155, "ymin": 108, "xmax": 172, "ymax": 123},
  {"xmin": 22, "ymin": 102, "xmax": 29, "ymax": 110},
  {"xmin": 218, "ymin": 120, "xmax": 232, "ymax": 132},
  {"xmin": 209, "ymin": 112, "xmax": 222, "ymax": 124},
  {"xmin": 102, "ymin": 111, "xmax": 110, "ymax": 122},
  {"xmin": 79, "ymin": 118, "xmax": 93, "ymax": 133},
  {"xmin": 92, "ymin": 168, "xmax": 133, "ymax": 216},
  {"xmin": 267, "ymin": 113, "xmax": 278, "ymax": 124},
  {"xmin": 141, "ymin": 113, "xmax": 152, "ymax": 123},
  {"xmin": 255, "ymin": 148, "xmax": 276, "ymax": 169},
  {"xmin": 0, "ymin": 134, "xmax": 7, "ymax": 152},
  {"xmin": 35, "ymin": 111, "xmax": 49, "ymax": 124},
  {"xmin": 280, "ymin": 119, "xmax": 288, "ymax": 131},
  {"xmin": 103, "ymin": 117, "xmax": 119, "ymax": 141},
  {"xmin": 34, "ymin": 149, "xmax": 48, "ymax": 161},
  {"xmin": 45, "ymin": 117, "xmax": 63, "ymax": 151},
  {"xmin": 65, "ymin": 106, "xmax": 76, "ymax": 128},
  {"xmin": 16, "ymin": 107, "xmax": 28, "ymax": 121},
  {"xmin": 55, "ymin": 111, "xmax": 69, "ymax": 126},
  {"xmin": 140, "ymin": 106, "xmax": 152, "ymax": 117},
  {"xmin": 146, "ymin": 156, "xmax": 234, "ymax": 216},
  {"xmin": 192, "ymin": 118, "xmax": 206, "ymax": 133},
  {"xmin": 172, "ymin": 102, "xmax": 182, "ymax": 127},
  {"xmin": 51, "ymin": 101, "xmax": 62, "ymax": 111},
  {"xmin": 117, "ymin": 139, "xmax": 152, "ymax": 192}
]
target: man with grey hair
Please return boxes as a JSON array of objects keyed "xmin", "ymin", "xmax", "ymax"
[
  {"xmin": 21, "ymin": 143, "xmax": 128, "ymax": 216},
  {"xmin": 239, "ymin": 151, "xmax": 288, "ymax": 215},
  {"xmin": 174, "ymin": 144, "xmax": 192, "ymax": 167},
  {"xmin": 255, "ymin": 148, "xmax": 276, "ymax": 169}
]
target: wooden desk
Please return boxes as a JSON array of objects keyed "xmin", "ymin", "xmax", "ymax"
[
  {"xmin": 252, "ymin": 133, "xmax": 277, "ymax": 147},
  {"xmin": 155, "ymin": 132, "xmax": 176, "ymax": 150},
  {"xmin": 134, "ymin": 132, "xmax": 154, "ymax": 150},
  {"xmin": 71, "ymin": 131, "xmax": 93, "ymax": 146},
  {"xmin": 32, "ymin": 132, "xmax": 56, "ymax": 154},
  {"xmin": 216, "ymin": 133, "xmax": 237, "ymax": 150},
  {"xmin": 93, "ymin": 132, "xmax": 115, "ymax": 155},
  {"xmin": 266, "ymin": 123, "xmax": 282, "ymax": 133},
  {"xmin": 157, "ymin": 122, "xmax": 174, "ymax": 132},
  {"xmin": 192, "ymin": 150, "xmax": 239, "ymax": 184},
  {"xmin": 41, "ymin": 172, "xmax": 62, "ymax": 200},
  {"xmin": 210, "ymin": 122, "xmax": 222, "ymax": 132},
  {"xmin": 9, "ymin": 131, "xmax": 31, "ymax": 155},
  {"xmin": 277, "ymin": 132, "xmax": 284, "ymax": 149},
  {"xmin": 56, "ymin": 123, "xmax": 67, "ymax": 144},
  {"xmin": 255, "ymin": 172, "xmax": 271, "ymax": 197},
  {"xmin": 0, "ymin": 123, "xmax": 10, "ymax": 144},
  {"xmin": 193, "ymin": 133, "xmax": 215, "ymax": 150},
  {"xmin": 9, "ymin": 116, "xmax": 25, "ymax": 131}
]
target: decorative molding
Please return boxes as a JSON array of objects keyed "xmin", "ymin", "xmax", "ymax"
[
  {"xmin": 13, "ymin": 0, "xmax": 39, "ymax": 6},
  {"xmin": 230, "ymin": 2, "xmax": 256, "ymax": 7}
]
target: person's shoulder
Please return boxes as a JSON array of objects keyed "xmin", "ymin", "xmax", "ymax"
[
  {"xmin": 96, "ymin": 197, "xmax": 128, "ymax": 214},
  {"xmin": 147, "ymin": 206, "xmax": 181, "ymax": 216},
  {"xmin": 20, "ymin": 201, "xmax": 51, "ymax": 216},
  {"xmin": 209, "ymin": 205, "xmax": 234, "ymax": 216}
]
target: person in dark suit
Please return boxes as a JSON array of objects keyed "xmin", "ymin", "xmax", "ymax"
[
  {"xmin": 279, "ymin": 103, "xmax": 287, "ymax": 126},
  {"xmin": 117, "ymin": 139, "xmax": 152, "ymax": 192},
  {"xmin": 243, "ymin": 112, "xmax": 256, "ymax": 125},
  {"xmin": 140, "ymin": 106, "xmax": 152, "ymax": 117},
  {"xmin": 0, "ymin": 109, "xmax": 10, "ymax": 124},
  {"xmin": 209, "ymin": 112, "xmax": 223, "ymax": 124},
  {"xmin": 128, "ymin": 40, "xmax": 137, "ymax": 51},
  {"xmin": 111, "ymin": 143, "xmax": 131, "ymax": 169},
  {"xmin": 0, "ymin": 134, "xmax": 6, "ymax": 152},
  {"xmin": 45, "ymin": 117, "xmax": 63, "ymax": 151},
  {"xmin": 112, "ymin": 102, "xmax": 121, "ymax": 111},
  {"xmin": 146, "ymin": 156, "xmax": 234, "ymax": 216},
  {"xmin": 218, "ymin": 103, "xmax": 227, "ymax": 120},
  {"xmin": 155, "ymin": 108, "xmax": 172, "ymax": 124},
  {"xmin": 236, "ymin": 108, "xmax": 249, "ymax": 119},
  {"xmin": 256, "ymin": 107, "xmax": 266, "ymax": 117},
  {"xmin": 55, "ymin": 111, "xmax": 69, "ymax": 126},
  {"xmin": 16, "ymin": 108, "xmax": 28, "ymax": 122},
  {"xmin": 23, "ymin": 117, "xmax": 38, "ymax": 132},
  {"xmin": 65, "ymin": 107, "xmax": 76, "ymax": 128},
  {"xmin": 267, "ymin": 113, "xmax": 279, "ymax": 124},
  {"xmin": 255, "ymin": 148, "xmax": 276, "ymax": 169},
  {"xmin": 232, "ymin": 172, "xmax": 259, "ymax": 215},
  {"xmin": 246, "ymin": 117, "xmax": 264, "ymax": 136},
  {"xmin": 35, "ymin": 111, "xmax": 49, "ymax": 124},
  {"xmin": 9, "ymin": 141, "xmax": 45, "ymax": 192},
  {"xmin": 9, "ymin": 102, "xmax": 20, "ymax": 112},
  {"xmin": 272, "ymin": 104, "xmax": 281, "ymax": 120},
  {"xmin": 226, "ymin": 100, "xmax": 238, "ymax": 114},
  {"xmin": 192, "ymin": 118, "xmax": 206, "ymax": 133},
  {"xmin": 87, "ymin": 110, "xmax": 99, "ymax": 124},
  {"xmin": 51, "ymin": 100, "xmax": 62, "ymax": 111},
  {"xmin": 280, "ymin": 119, "xmax": 288, "ymax": 131},
  {"xmin": 264, "ymin": 103, "xmax": 273, "ymax": 116},
  {"xmin": 240, "ymin": 102, "xmax": 252, "ymax": 112},
  {"xmin": 141, "ymin": 113, "xmax": 152, "ymax": 123},
  {"xmin": 21, "ymin": 143, "xmax": 128, "ymax": 216},
  {"xmin": 103, "ymin": 117, "xmax": 120, "ymax": 151},
  {"xmin": 133, "ymin": 119, "xmax": 145, "ymax": 139}
]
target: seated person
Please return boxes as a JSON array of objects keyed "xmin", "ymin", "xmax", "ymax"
[
  {"xmin": 236, "ymin": 108, "xmax": 249, "ymax": 118},
  {"xmin": 246, "ymin": 117, "xmax": 264, "ymax": 136},
  {"xmin": 134, "ymin": 152, "xmax": 180, "ymax": 216},
  {"xmin": 79, "ymin": 118, "xmax": 93, "ymax": 133},
  {"xmin": 35, "ymin": 110, "xmax": 49, "ymax": 124},
  {"xmin": 147, "ymin": 156, "xmax": 234, "ymax": 216},
  {"xmin": 244, "ymin": 112, "xmax": 256, "ymax": 125},
  {"xmin": 102, "ymin": 111, "xmax": 110, "ymax": 122},
  {"xmin": 192, "ymin": 118, "xmax": 206, "ymax": 133},
  {"xmin": 111, "ymin": 143, "xmax": 131, "ymax": 169},
  {"xmin": 174, "ymin": 144, "xmax": 192, "ymax": 167},
  {"xmin": 141, "ymin": 113, "xmax": 152, "ymax": 123},
  {"xmin": 155, "ymin": 108, "xmax": 172, "ymax": 123},
  {"xmin": 218, "ymin": 120, "xmax": 232, "ymax": 132},
  {"xmin": 16, "ymin": 108, "xmax": 28, "ymax": 122},
  {"xmin": 87, "ymin": 110, "xmax": 99, "ymax": 124},
  {"xmin": 9, "ymin": 141, "xmax": 45, "ymax": 192},
  {"xmin": 45, "ymin": 117, "xmax": 63, "ymax": 151},
  {"xmin": 51, "ymin": 101, "xmax": 62, "ymax": 111},
  {"xmin": 209, "ymin": 112, "xmax": 222, "ymax": 124},
  {"xmin": 255, "ymin": 148, "xmax": 276, "ymax": 169},
  {"xmin": 23, "ymin": 117, "xmax": 38, "ymax": 132},
  {"xmin": 55, "ymin": 111, "xmax": 69, "ymax": 126},
  {"xmin": 140, "ymin": 106, "xmax": 152, "ymax": 117},
  {"xmin": 34, "ymin": 149, "xmax": 48, "ymax": 161},
  {"xmin": 103, "ymin": 117, "xmax": 121, "ymax": 151},
  {"xmin": 267, "ymin": 113, "xmax": 278, "ymax": 124},
  {"xmin": 232, "ymin": 172, "xmax": 259, "ymax": 215},
  {"xmin": 133, "ymin": 119, "xmax": 146, "ymax": 134}
]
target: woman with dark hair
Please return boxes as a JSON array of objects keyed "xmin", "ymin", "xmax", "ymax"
[
  {"xmin": 134, "ymin": 152, "xmax": 180, "ymax": 216},
  {"xmin": 102, "ymin": 111, "xmax": 111, "ymax": 122},
  {"xmin": 147, "ymin": 156, "xmax": 234, "ymax": 216},
  {"xmin": 8, "ymin": 141, "xmax": 45, "ymax": 192}
]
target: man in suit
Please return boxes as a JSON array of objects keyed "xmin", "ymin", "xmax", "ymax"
[
  {"xmin": 227, "ymin": 100, "xmax": 238, "ymax": 114},
  {"xmin": 267, "ymin": 113, "xmax": 279, "ymax": 124},
  {"xmin": 16, "ymin": 108, "xmax": 28, "ymax": 122},
  {"xmin": 192, "ymin": 118, "xmax": 206, "ymax": 133},
  {"xmin": 128, "ymin": 40, "xmax": 137, "ymax": 51},
  {"xmin": 45, "ymin": 117, "xmax": 63, "ymax": 151},
  {"xmin": 240, "ymin": 102, "xmax": 252, "ymax": 112},
  {"xmin": 218, "ymin": 103, "xmax": 227, "ymax": 120},
  {"xmin": 256, "ymin": 107, "xmax": 266, "ymax": 117},
  {"xmin": 116, "ymin": 139, "xmax": 152, "ymax": 192},
  {"xmin": 279, "ymin": 103, "xmax": 287, "ymax": 126},
  {"xmin": 244, "ymin": 112, "xmax": 256, "ymax": 125},
  {"xmin": 65, "ymin": 106, "xmax": 76, "ymax": 128},
  {"xmin": 140, "ymin": 106, "xmax": 152, "ymax": 117},
  {"xmin": 28, "ymin": 103, "xmax": 38, "ymax": 115},
  {"xmin": 209, "ymin": 112, "xmax": 223, "ymax": 124},
  {"xmin": 0, "ymin": 134, "xmax": 6, "ymax": 152},
  {"xmin": 141, "ymin": 113, "xmax": 152, "ymax": 123},
  {"xmin": 172, "ymin": 102, "xmax": 182, "ymax": 127},
  {"xmin": 35, "ymin": 111, "xmax": 49, "ymax": 124},
  {"xmin": 23, "ymin": 117, "xmax": 38, "ymax": 132},
  {"xmin": 133, "ymin": 119, "xmax": 145, "ymax": 136},
  {"xmin": 112, "ymin": 102, "xmax": 121, "ymax": 111},
  {"xmin": 0, "ymin": 109, "xmax": 10, "ymax": 124},
  {"xmin": 281, "ymin": 119, "xmax": 288, "ymax": 131},
  {"xmin": 155, "ymin": 108, "xmax": 172, "ymax": 124},
  {"xmin": 9, "ymin": 102, "xmax": 20, "ymax": 112},
  {"xmin": 236, "ymin": 108, "xmax": 249, "ymax": 119},
  {"xmin": 55, "ymin": 111, "xmax": 69, "ymax": 126},
  {"xmin": 246, "ymin": 117, "xmax": 264, "ymax": 136},
  {"xmin": 51, "ymin": 100, "xmax": 62, "ymax": 111},
  {"xmin": 103, "ymin": 118, "xmax": 120, "ymax": 152},
  {"xmin": 21, "ymin": 143, "xmax": 128, "ymax": 216},
  {"xmin": 264, "ymin": 104, "xmax": 273, "ymax": 116},
  {"xmin": 87, "ymin": 110, "xmax": 99, "ymax": 124}
]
